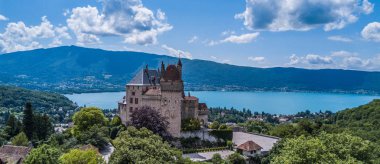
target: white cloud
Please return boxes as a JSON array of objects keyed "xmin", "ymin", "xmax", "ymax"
[
  {"xmin": 207, "ymin": 32, "xmax": 260, "ymax": 46},
  {"xmin": 236, "ymin": 0, "xmax": 373, "ymax": 31},
  {"xmin": 210, "ymin": 55, "xmax": 230, "ymax": 64},
  {"xmin": 328, "ymin": 36, "xmax": 352, "ymax": 42},
  {"xmin": 161, "ymin": 44, "xmax": 192, "ymax": 59},
  {"xmin": 248, "ymin": 56, "xmax": 265, "ymax": 63},
  {"xmin": 331, "ymin": 50, "xmax": 357, "ymax": 57},
  {"xmin": 288, "ymin": 54, "xmax": 333, "ymax": 65},
  {"xmin": 221, "ymin": 30, "xmax": 235, "ymax": 36},
  {"xmin": 287, "ymin": 51, "xmax": 380, "ymax": 70},
  {"xmin": 67, "ymin": 0, "xmax": 172, "ymax": 46},
  {"xmin": 0, "ymin": 14, "xmax": 8, "ymax": 21},
  {"xmin": 361, "ymin": 22, "xmax": 380, "ymax": 42},
  {"xmin": 221, "ymin": 32, "xmax": 260, "ymax": 44},
  {"xmin": 188, "ymin": 36, "xmax": 198, "ymax": 43},
  {"xmin": 0, "ymin": 16, "xmax": 71, "ymax": 53}
]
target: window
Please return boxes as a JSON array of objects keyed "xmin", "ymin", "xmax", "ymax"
[
  {"xmin": 132, "ymin": 92, "xmax": 135, "ymax": 96},
  {"xmin": 129, "ymin": 107, "xmax": 133, "ymax": 113},
  {"xmin": 135, "ymin": 98, "xmax": 138, "ymax": 104},
  {"xmin": 130, "ymin": 98, "xmax": 133, "ymax": 104}
]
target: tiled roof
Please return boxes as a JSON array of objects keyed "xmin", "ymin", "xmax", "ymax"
[
  {"xmin": 144, "ymin": 88, "xmax": 161, "ymax": 96},
  {"xmin": 237, "ymin": 141, "xmax": 263, "ymax": 151},
  {"xmin": 184, "ymin": 96, "xmax": 198, "ymax": 101},
  {"xmin": 128, "ymin": 69, "xmax": 160, "ymax": 85},
  {"xmin": 0, "ymin": 145, "xmax": 31, "ymax": 163}
]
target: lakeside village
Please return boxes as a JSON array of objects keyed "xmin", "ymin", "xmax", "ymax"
[{"xmin": 0, "ymin": 59, "xmax": 345, "ymax": 163}]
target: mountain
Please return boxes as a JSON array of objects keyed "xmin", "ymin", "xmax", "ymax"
[{"xmin": 1, "ymin": 46, "xmax": 380, "ymax": 94}]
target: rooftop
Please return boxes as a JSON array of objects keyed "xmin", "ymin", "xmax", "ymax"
[
  {"xmin": 0, "ymin": 145, "xmax": 31, "ymax": 164},
  {"xmin": 128, "ymin": 68, "xmax": 160, "ymax": 86},
  {"xmin": 237, "ymin": 141, "xmax": 263, "ymax": 151},
  {"xmin": 232, "ymin": 132, "xmax": 280, "ymax": 152}
]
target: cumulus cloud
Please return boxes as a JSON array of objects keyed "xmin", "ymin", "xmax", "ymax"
[
  {"xmin": 188, "ymin": 36, "xmax": 198, "ymax": 43},
  {"xmin": 67, "ymin": 0, "xmax": 172, "ymax": 46},
  {"xmin": 248, "ymin": 56, "xmax": 265, "ymax": 63},
  {"xmin": 361, "ymin": 22, "xmax": 380, "ymax": 42},
  {"xmin": 161, "ymin": 44, "xmax": 192, "ymax": 59},
  {"xmin": 328, "ymin": 36, "xmax": 352, "ymax": 42},
  {"xmin": 207, "ymin": 32, "xmax": 260, "ymax": 46},
  {"xmin": 236, "ymin": 0, "xmax": 373, "ymax": 31},
  {"xmin": 0, "ymin": 16, "xmax": 71, "ymax": 53},
  {"xmin": 288, "ymin": 54, "xmax": 333, "ymax": 65},
  {"xmin": 287, "ymin": 51, "xmax": 380, "ymax": 70},
  {"xmin": 221, "ymin": 32, "xmax": 260, "ymax": 44},
  {"xmin": 0, "ymin": 14, "xmax": 8, "ymax": 21}
]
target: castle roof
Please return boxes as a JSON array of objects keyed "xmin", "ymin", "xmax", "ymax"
[
  {"xmin": 128, "ymin": 68, "xmax": 160, "ymax": 86},
  {"xmin": 237, "ymin": 141, "xmax": 263, "ymax": 151},
  {"xmin": 162, "ymin": 64, "xmax": 181, "ymax": 81}
]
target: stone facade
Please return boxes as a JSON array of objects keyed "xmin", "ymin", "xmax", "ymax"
[{"xmin": 118, "ymin": 59, "xmax": 208, "ymax": 137}]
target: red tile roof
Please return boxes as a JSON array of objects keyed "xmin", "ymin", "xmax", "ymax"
[{"xmin": 237, "ymin": 141, "xmax": 263, "ymax": 151}]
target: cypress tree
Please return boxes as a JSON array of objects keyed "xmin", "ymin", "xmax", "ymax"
[{"xmin": 23, "ymin": 102, "xmax": 34, "ymax": 140}]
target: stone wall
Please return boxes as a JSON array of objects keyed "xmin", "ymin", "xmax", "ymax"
[{"xmin": 181, "ymin": 130, "xmax": 218, "ymax": 142}]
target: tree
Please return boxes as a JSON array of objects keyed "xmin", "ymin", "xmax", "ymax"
[
  {"xmin": 109, "ymin": 126, "xmax": 182, "ymax": 164},
  {"xmin": 110, "ymin": 116, "xmax": 125, "ymax": 139},
  {"xmin": 72, "ymin": 107, "xmax": 108, "ymax": 134},
  {"xmin": 209, "ymin": 121, "xmax": 220, "ymax": 129},
  {"xmin": 130, "ymin": 106, "xmax": 170, "ymax": 138},
  {"xmin": 227, "ymin": 153, "xmax": 245, "ymax": 164},
  {"xmin": 110, "ymin": 116, "xmax": 122, "ymax": 126},
  {"xmin": 76, "ymin": 125, "xmax": 109, "ymax": 150},
  {"xmin": 211, "ymin": 153, "xmax": 225, "ymax": 164},
  {"xmin": 59, "ymin": 148, "xmax": 104, "ymax": 164},
  {"xmin": 72, "ymin": 107, "xmax": 109, "ymax": 149},
  {"xmin": 23, "ymin": 102, "xmax": 34, "ymax": 140},
  {"xmin": 181, "ymin": 118, "xmax": 201, "ymax": 131},
  {"xmin": 5, "ymin": 114, "xmax": 21, "ymax": 139},
  {"xmin": 271, "ymin": 133, "xmax": 379, "ymax": 163},
  {"xmin": 11, "ymin": 132, "xmax": 29, "ymax": 146},
  {"xmin": 24, "ymin": 144, "xmax": 61, "ymax": 164},
  {"xmin": 33, "ymin": 114, "xmax": 54, "ymax": 141}
]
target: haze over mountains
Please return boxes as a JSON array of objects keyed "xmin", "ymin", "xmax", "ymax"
[{"xmin": 0, "ymin": 46, "xmax": 380, "ymax": 94}]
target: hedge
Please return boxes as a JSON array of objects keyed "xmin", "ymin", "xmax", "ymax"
[{"xmin": 182, "ymin": 147, "xmax": 228, "ymax": 154}]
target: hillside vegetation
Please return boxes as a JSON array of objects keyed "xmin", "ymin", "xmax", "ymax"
[
  {"xmin": 1, "ymin": 46, "xmax": 380, "ymax": 93},
  {"xmin": 335, "ymin": 99, "xmax": 380, "ymax": 144}
]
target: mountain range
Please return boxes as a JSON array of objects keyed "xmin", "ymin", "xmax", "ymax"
[{"xmin": 0, "ymin": 46, "xmax": 380, "ymax": 94}]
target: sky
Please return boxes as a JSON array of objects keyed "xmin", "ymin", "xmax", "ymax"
[{"xmin": 1, "ymin": 0, "xmax": 380, "ymax": 71}]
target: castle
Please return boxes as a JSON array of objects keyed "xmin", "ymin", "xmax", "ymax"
[{"xmin": 118, "ymin": 59, "xmax": 208, "ymax": 137}]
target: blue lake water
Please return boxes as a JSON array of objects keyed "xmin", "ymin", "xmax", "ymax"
[{"xmin": 64, "ymin": 91, "xmax": 380, "ymax": 114}]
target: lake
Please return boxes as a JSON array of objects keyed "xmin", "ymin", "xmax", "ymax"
[{"xmin": 64, "ymin": 91, "xmax": 380, "ymax": 114}]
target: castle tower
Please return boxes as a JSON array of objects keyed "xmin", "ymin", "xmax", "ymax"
[{"xmin": 160, "ymin": 61, "xmax": 184, "ymax": 137}]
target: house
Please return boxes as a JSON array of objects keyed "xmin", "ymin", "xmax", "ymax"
[
  {"xmin": 0, "ymin": 145, "xmax": 31, "ymax": 164},
  {"xmin": 236, "ymin": 141, "xmax": 263, "ymax": 157}
]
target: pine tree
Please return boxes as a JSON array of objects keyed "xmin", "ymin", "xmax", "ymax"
[
  {"xmin": 5, "ymin": 114, "xmax": 21, "ymax": 139},
  {"xmin": 23, "ymin": 102, "xmax": 34, "ymax": 140}
]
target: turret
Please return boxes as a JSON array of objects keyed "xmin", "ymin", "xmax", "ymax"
[{"xmin": 177, "ymin": 58, "xmax": 182, "ymax": 80}]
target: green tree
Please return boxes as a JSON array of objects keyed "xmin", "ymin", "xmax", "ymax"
[
  {"xmin": 271, "ymin": 133, "xmax": 379, "ymax": 163},
  {"xmin": 227, "ymin": 153, "xmax": 245, "ymax": 164},
  {"xmin": 59, "ymin": 148, "xmax": 104, "ymax": 164},
  {"xmin": 24, "ymin": 144, "xmax": 61, "ymax": 164},
  {"xmin": 23, "ymin": 102, "xmax": 34, "ymax": 140},
  {"xmin": 181, "ymin": 118, "xmax": 201, "ymax": 131},
  {"xmin": 11, "ymin": 132, "xmax": 29, "ymax": 146},
  {"xmin": 211, "ymin": 153, "xmax": 225, "ymax": 164},
  {"xmin": 76, "ymin": 125, "xmax": 109, "ymax": 150},
  {"xmin": 209, "ymin": 121, "xmax": 220, "ymax": 129},
  {"xmin": 72, "ymin": 107, "xmax": 108, "ymax": 134},
  {"xmin": 72, "ymin": 107, "xmax": 109, "ymax": 149},
  {"xmin": 34, "ymin": 114, "xmax": 54, "ymax": 141},
  {"xmin": 110, "ymin": 116, "xmax": 122, "ymax": 126},
  {"xmin": 5, "ymin": 114, "xmax": 21, "ymax": 139},
  {"xmin": 109, "ymin": 126, "xmax": 182, "ymax": 164}
]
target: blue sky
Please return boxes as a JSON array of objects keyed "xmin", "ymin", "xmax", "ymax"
[{"xmin": 1, "ymin": 0, "xmax": 380, "ymax": 71}]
